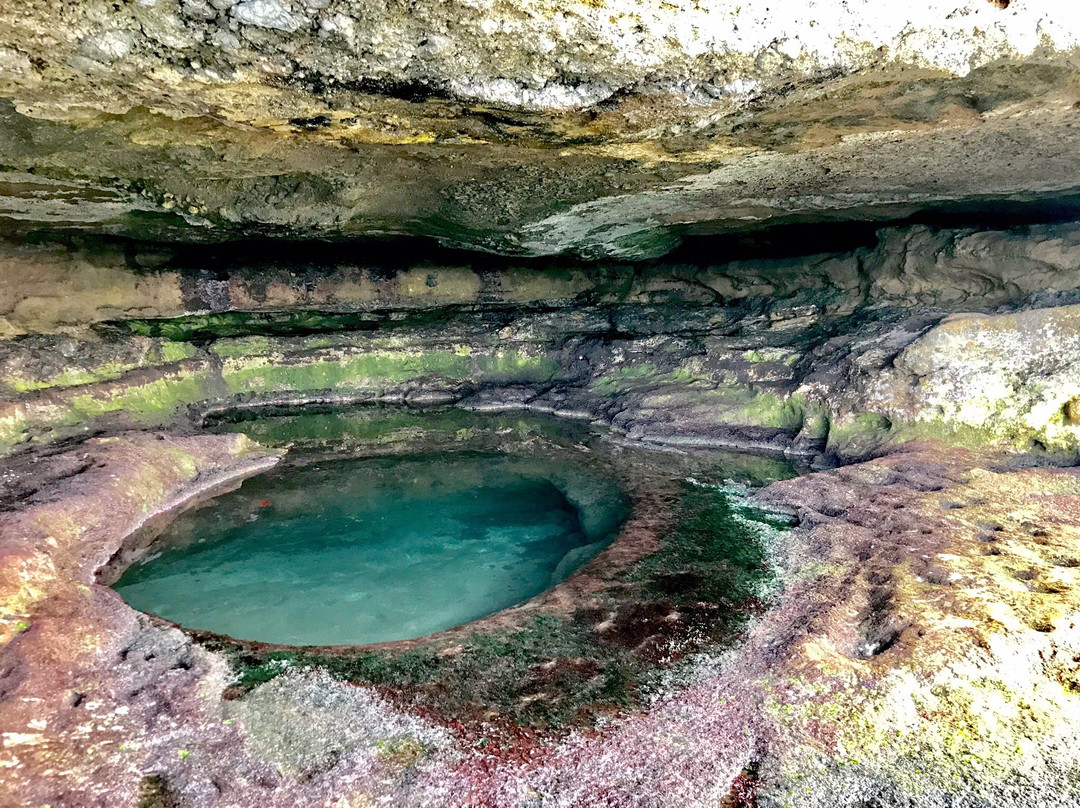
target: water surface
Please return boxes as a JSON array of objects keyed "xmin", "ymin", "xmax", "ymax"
[{"xmin": 115, "ymin": 454, "xmax": 622, "ymax": 645}]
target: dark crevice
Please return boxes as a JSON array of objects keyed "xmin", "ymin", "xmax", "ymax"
[{"xmin": 7, "ymin": 188, "xmax": 1080, "ymax": 270}]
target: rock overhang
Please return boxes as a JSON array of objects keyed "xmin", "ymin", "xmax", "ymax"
[{"xmin": 1, "ymin": 2, "xmax": 1079, "ymax": 257}]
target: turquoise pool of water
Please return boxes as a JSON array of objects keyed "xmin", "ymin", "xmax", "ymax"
[{"xmin": 113, "ymin": 454, "xmax": 624, "ymax": 646}]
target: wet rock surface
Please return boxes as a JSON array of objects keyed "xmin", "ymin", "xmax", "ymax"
[{"xmin": 2, "ymin": 424, "xmax": 1079, "ymax": 807}]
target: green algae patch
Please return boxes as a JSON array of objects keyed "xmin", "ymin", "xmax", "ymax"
[
  {"xmin": 120, "ymin": 311, "xmax": 385, "ymax": 342},
  {"xmin": 630, "ymin": 480, "xmax": 787, "ymax": 620},
  {"xmin": 67, "ymin": 369, "xmax": 217, "ymax": 424},
  {"xmin": 224, "ymin": 614, "xmax": 638, "ymax": 729},
  {"xmin": 734, "ymin": 390, "xmax": 807, "ymax": 430},
  {"xmin": 824, "ymin": 409, "xmax": 1079, "ymax": 461},
  {"xmin": 0, "ymin": 364, "xmax": 220, "ymax": 456},
  {"xmin": 212, "ymin": 408, "xmax": 434, "ymax": 447},
  {"xmin": 209, "ymin": 336, "xmax": 274, "ymax": 359},
  {"xmin": 1, "ymin": 341, "xmax": 197, "ymax": 395},
  {"xmin": 220, "ymin": 349, "xmax": 557, "ymax": 395},
  {"xmin": 589, "ymin": 363, "xmax": 669, "ymax": 394},
  {"xmin": 119, "ymin": 308, "xmax": 476, "ymax": 346},
  {"xmin": 796, "ymin": 401, "xmax": 830, "ymax": 442},
  {"xmin": 679, "ymin": 387, "xmax": 808, "ymax": 431},
  {"xmin": 6, "ymin": 362, "xmax": 135, "ymax": 393},
  {"xmin": 743, "ymin": 348, "xmax": 801, "ymax": 366},
  {"xmin": 889, "ymin": 417, "xmax": 1005, "ymax": 452},
  {"xmin": 157, "ymin": 341, "xmax": 199, "ymax": 363},
  {"xmin": 598, "ymin": 365, "xmax": 811, "ymax": 432},
  {"xmin": 824, "ymin": 411, "xmax": 895, "ymax": 458}
]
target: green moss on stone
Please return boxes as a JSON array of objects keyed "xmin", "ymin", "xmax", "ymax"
[
  {"xmin": 589, "ymin": 363, "xmax": 666, "ymax": 394},
  {"xmin": 210, "ymin": 336, "xmax": 274, "ymax": 359},
  {"xmin": 67, "ymin": 370, "xmax": 216, "ymax": 423},
  {"xmin": 5, "ymin": 363, "xmax": 133, "ymax": 393},
  {"xmin": 694, "ymin": 387, "xmax": 807, "ymax": 430},
  {"xmin": 221, "ymin": 350, "xmax": 557, "ymax": 394},
  {"xmin": 3, "ymin": 342, "xmax": 198, "ymax": 394},
  {"xmin": 735, "ymin": 391, "xmax": 806, "ymax": 430},
  {"xmin": 212, "ymin": 409, "xmax": 430, "ymax": 446},
  {"xmin": 824, "ymin": 411, "xmax": 1055, "ymax": 459},
  {"xmin": 155, "ymin": 341, "xmax": 199, "ymax": 363},
  {"xmin": 122, "ymin": 311, "xmax": 386, "ymax": 342},
  {"xmin": 798, "ymin": 402, "xmax": 831, "ymax": 441},
  {"xmin": 888, "ymin": 418, "xmax": 1000, "ymax": 451}
]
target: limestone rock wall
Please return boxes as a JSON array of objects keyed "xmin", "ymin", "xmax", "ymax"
[
  {"xmin": 5, "ymin": 0, "xmax": 1074, "ymax": 112},
  {"xmin": 4, "ymin": 3, "xmax": 1080, "ymax": 807},
  {"xmin": 6, "ymin": 220, "xmax": 1080, "ymax": 461}
]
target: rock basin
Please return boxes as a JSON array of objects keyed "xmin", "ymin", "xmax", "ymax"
[{"xmin": 110, "ymin": 447, "xmax": 630, "ymax": 646}]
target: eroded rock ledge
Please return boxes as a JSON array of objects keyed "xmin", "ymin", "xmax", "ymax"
[
  {"xmin": 6, "ymin": 219, "xmax": 1080, "ymax": 464},
  {"xmin": 2, "ymin": 427, "xmax": 1078, "ymax": 807}
]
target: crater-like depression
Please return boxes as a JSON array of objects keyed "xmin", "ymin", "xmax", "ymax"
[{"xmin": 112, "ymin": 451, "xmax": 629, "ymax": 646}]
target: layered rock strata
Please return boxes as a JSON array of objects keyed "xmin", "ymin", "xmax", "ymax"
[
  {"xmin": 3, "ymin": 1, "xmax": 1080, "ymax": 806},
  {"xmin": 6, "ymin": 220, "xmax": 1080, "ymax": 464}
]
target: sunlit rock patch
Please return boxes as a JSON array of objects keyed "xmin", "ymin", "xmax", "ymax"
[{"xmin": 753, "ymin": 450, "xmax": 1080, "ymax": 806}]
